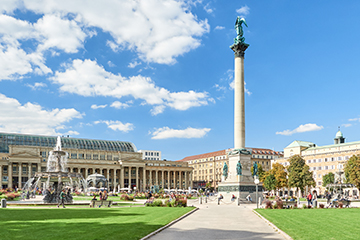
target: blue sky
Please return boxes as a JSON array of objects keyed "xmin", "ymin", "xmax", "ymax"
[{"xmin": 1, "ymin": 1, "xmax": 360, "ymax": 160}]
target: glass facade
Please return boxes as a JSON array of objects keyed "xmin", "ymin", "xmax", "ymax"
[{"xmin": 0, "ymin": 132, "xmax": 137, "ymax": 153}]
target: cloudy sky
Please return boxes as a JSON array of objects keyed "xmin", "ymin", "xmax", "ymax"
[{"xmin": 1, "ymin": 1, "xmax": 360, "ymax": 160}]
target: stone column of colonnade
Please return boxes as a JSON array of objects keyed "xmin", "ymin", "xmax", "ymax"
[
  {"xmin": 8, "ymin": 162, "xmax": 12, "ymax": 189},
  {"xmin": 106, "ymin": 169, "xmax": 110, "ymax": 188},
  {"xmin": 155, "ymin": 170, "xmax": 158, "ymax": 186},
  {"xmin": 135, "ymin": 167, "xmax": 139, "ymax": 190},
  {"xmin": 18, "ymin": 164, "xmax": 22, "ymax": 189},
  {"xmin": 179, "ymin": 171, "xmax": 182, "ymax": 189},
  {"xmin": 173, "ymin": 171, "xmax": 176, "ymax": 189},
  {"xmin": 161, "ymin": 170, "xmax": 165, "ymax": 189},
  {"xmin": 149, "ymin": 170, "xmax": 152, "ymax": 187},
  {"xmin": 167, "ymin": 170, "xmax": 170, "ymax": 189},
  {"xmin": 143, "ymin": 168, "xmax": 146, "ymax": 191},
  {"xmin": 120, "ymin": 167, "xmax": 124, "ymax": 189},
  {"xmin": 185, "ymin": 171, "xmax": 188, "ymax": 189},
  {"xmin": 0, "ymin": 165, "xmax": 2, "ymax": 189},
  {"xmin": 128, "ymin": 167, "xmax": 131, "ymax": 188},
  {"xmin": 28, "ymin": 163, "xmax": 31, "ymax": 179},
  {"xmin": 113, "ymin": 169, "xmax": 117, "ymax": 191}
]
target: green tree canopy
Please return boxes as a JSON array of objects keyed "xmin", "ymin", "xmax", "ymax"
[
  {"xmin": 287, "ymin": 155, "xmax": 315, "ymax": 193},
  {"xmin": 259, "ymin": 163, "xmax": 287, "ymax": 192},
  {"xmin": 344, "ymin": 155, "xmax": 360, "ymax": 190},
  {"xmin": 263, "ymin": 173, "xmax": 277, "ymax": 191},
  {"xmin": 322, "ymin": 172, "xmax": 335, "ymax": 188}
]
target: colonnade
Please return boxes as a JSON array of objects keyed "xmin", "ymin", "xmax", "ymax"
[{"xmin": 2, "ymin": 162, "xmax": 193, "ymax": 191}]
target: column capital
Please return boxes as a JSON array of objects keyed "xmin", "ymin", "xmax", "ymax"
[{"xmin": 230, "ymin": 42, "xmax": 249, "ymax": 58}]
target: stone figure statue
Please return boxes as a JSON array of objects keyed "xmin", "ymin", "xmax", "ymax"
[
  {"xmin": 234, "ymin": 17, "xmax": 248, "ymax": 44},
  {"xmin": 223, "ymin": 162, "xmax": 228, "ymax": 179},
  {"xmin": 236, "ymin": 161, "xmax": 242, "ymax": 176},
  {"xmin": 253, "ymin": 162, "xmax": 258, "ymax": 177}
]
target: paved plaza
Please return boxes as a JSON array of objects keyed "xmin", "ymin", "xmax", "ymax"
[{"xmin": 149, "ymin": 198, "xmax": 287, "ymax": 240}]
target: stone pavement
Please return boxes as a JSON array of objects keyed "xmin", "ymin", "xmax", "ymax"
[{"xmin": 148, "ymin": 198, "xmax": 287, "ymax": 240}]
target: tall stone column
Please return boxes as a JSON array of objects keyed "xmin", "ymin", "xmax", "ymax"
[
  {"xmin": 135, "ymin": 167, "xmax": 139, "ymax": 190},
  {"xmin": 37, "ymin": 163, "xmax": 41, "ymax": 173},
  {"xmin": 85, "ymin": 168, "xmax": 89, "ymax": 178},
  {"xmin": 8, "ymin": 162, "xmax": 13, "ymax": 189},
  {"xmin": 167, "ymin": 170, "xmax": 170, "ymax": 188},
  {"xmin": 113, "ymin": 169, "xmax": 117, "ymax": 191},
  {"xmin": 231, "ymin": 42, "xmax": 249, "ymax": 149},
  {"xmin": 179, "ymin": 171, "xmax": 182, "ymax": 189},
  {"xmin": 0, "ymin": 165, "xmax": 2, "ymax": 189},
  {"xmin": 106, "ymin": 169, "xmax": 110, "ymax": 188},
  {"xmin": 18, "ymin": 164, "xmax": 22, "ymax": 189},
  {"xmin": 185, "ymin": 171, "xmax": 188, "ymax": 189}
]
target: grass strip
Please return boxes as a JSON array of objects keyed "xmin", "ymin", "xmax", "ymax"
[
  {"xmin": 0, "ymin": 207, "xmax": 194, "ymax": 240},
  {"xmin": 256, "ymin": 208, "xmax": 360, "ymax": 240}
]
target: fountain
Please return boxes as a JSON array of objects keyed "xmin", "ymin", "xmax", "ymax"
[{"xmin": 22, "ymin": 136, "xmax": 87, "ymax": 203}]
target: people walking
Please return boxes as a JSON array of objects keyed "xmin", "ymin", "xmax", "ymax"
[{"xmin": 57, "ymin": 189, "xmax": 66, "ymax": 208}]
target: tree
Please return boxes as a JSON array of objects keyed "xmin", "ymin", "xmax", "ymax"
[
  {"xmin": 287, "ymin": 155, "xmax": 315, "ymax": 198},
  {"xmin": 259, "ymin": 163, "xmax": 287, "ymax": 193},
  {"xmin": 322, "ymin": 172, "xmax": 335, "ymax": 188},
  {"xmin": 344, "ymin": 155, "xmax": 360, "ymax": 190},
  {"xmin": 263, "ymin": 173, "xmax": 277, "ymax": 192}
]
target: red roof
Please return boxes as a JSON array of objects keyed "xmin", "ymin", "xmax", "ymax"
[{"xmin": 177, "ymin": 147, "xmax": 283, "ymax": 162}]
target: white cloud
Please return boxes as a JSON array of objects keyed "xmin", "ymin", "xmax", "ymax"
[
  {"xmin": 342, "ymin": 123, "xmax": 352, "ymax": 128},
  {"xmin": 214, "ymin": 26, "xmax": 225, "ymax": 30},
  {"xmin": 51, "ymin": 59, "xmax": 212, "ymax": 114},
  {"xmin": 349, "ymin": 118, "xmax": 360, "ymax": 122},
  {"xmin": 107, "ymin": 61, "xmax": 115, "ymax": 67},
  {"xmin": 110, "ymin": 100, "xmax": 133, "ymax": 109},
  {"xmin": 151, "ymin": 126, "xmax": 211, "ymax": 139},
  {"xmin": 276, "ymin": 123, "xmax": 323, "ymax": 136},
  {"xmin": 0, "ymin": 93, "xmax": 83, "ymax": 135},
  {"xmin": 91, "ymin": 104, "xmax": 107, "ymax": 109},
  {"xmin": 17, "ymin": 0, "xmax": 209, "ymax": 65},
  {"xmin": 203, "ymin": 3, "xmax": 214, "ymax": 14},
  {"xmin": 94, "ymin": 120, "xmax": 134, "ymax": 132},
  {"xmin": 128, "ymin": 61, "xmax": 141, "ymax": 68},
  {"xmin": 236, "ymin": 6, "xmax": 250, "ymax": 17},
  {"xmin": 64, "ymin": 130, "xmax": 79, "ymax": 136},
  {"xmin": 26, "ymin": 82, "xmax": 47, "ymax": 90}
]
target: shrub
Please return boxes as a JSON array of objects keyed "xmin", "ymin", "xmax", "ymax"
[
  {"xmin": 264, "ymin": 199, "xmax": 273, "ymax": 209},
  {"xmin": 338, "ymin": 202, "xmax": 343, "ymax": 208},
  {"xmin": 302, "ymin": 204, "xmax": 307, "ymax": 209},
  {"xmin": 120, "ymin": 194, "xmax": 134, "ymax": 201},
  {"xmin": 273, "ymin": 202, "xmax": 278, "ymax": 209},
  {"xmin": 145, "ymin": 199, "xmax": 163, "ymax": 207},
  {"xmin": 275, "ymin": 199, "xmax": 283, "ymax": 209},
  {"xmin": 319, "ymin": 204, "xmax": 325, "ymax": 209}
]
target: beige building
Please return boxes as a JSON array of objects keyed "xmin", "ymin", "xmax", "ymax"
[
  {"xmin": 0, "ymin": 132, "xmax": 192, "ymax": 191},
  {"xmin": 178, "ymin": 148, "xmax": 283, "ymax": 189},
  {"xmin": 273, "ymin": 130, "xmax": 359, "ymax": 196}
]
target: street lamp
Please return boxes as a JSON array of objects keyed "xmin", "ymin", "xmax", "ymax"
[{"xmin": 254, "ymin": 177, "xmax": 259, "ymax": 209}]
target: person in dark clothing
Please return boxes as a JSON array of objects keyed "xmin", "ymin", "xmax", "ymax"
[{"xmin": 57, "ymin": 189, "xmax": 66, "ymax": 208}]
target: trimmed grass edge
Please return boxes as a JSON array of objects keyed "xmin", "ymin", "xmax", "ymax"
[
  {"xmin": 253, "ymin": 209, "xmax": 293, "ymax": 240},
  {"xmin": 140, "ymin": 207, "xmax": 199, "ymax": 240}
]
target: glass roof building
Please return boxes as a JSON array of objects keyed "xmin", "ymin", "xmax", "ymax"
[{"xmin": 0, "ymin": 132, "xmax": 137, "ymax": 153}]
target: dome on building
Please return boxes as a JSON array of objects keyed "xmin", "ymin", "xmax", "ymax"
[{"xmin": 335, "ymin": 130, "xmax": 343, "ymax": 139}]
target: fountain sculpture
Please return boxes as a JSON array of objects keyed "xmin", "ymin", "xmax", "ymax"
[{"xmin": 22, "ymin": 136, "xmax": 87, "ymax": 203}]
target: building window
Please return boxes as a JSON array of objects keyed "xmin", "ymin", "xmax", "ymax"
[
  {"xmin": 107, "ymin": 155, "xmax": 112, "ymax": 160},
  {"xmin": 100, "ymin": 155, "xmax": 105, "ymax": 160},
  {"xmin": 86, "ymin": 154, "xmax": 91, "ymax": 160},
  {"xmin": 71, "ymin": 153, "xmax": 77, "ymax": 159},
  {"xmin": 338, "ymin": 157, "xmax": 342, "ymax": 161},
  {"xmin": 318, "ymin": 159, "xmax": 322, "ymax": 163},
  {"xmin": 308, "ymin": 160, "xmax": 311, "ymax": 163},
  {"xmin": 78, "ymin": 153, "xmax": 84, "ymax": 159},
  {"xmin": 93, "ymin": 154, "xmax": 98, "ymax": 160},
  {"xmin": 3, "ymin": 166, "xmax": 7, "ymax": 174},
  {"xmin": 318, "ymin": 181, "xmax": 322, "ymax": 186},
  {"xmin": 325, "ymin": 158, "xmax": 328, "ymax": 162}
]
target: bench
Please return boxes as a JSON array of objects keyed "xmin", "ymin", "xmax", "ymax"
[
  {"xmin": 90, "ymin": 200, "xmax": 113, "ymax": 208},
  {"xmin": 283, "ymin": 201, "xmax": 297, "ymax": 208},
  {"xmin": 333, "ymin": 200, "xmax": 351, "ymax": 208}
]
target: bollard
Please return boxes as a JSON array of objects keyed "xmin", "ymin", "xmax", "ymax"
[
  {"xmin": 238, "ymin": 197, "xmax": 240, "ymax": 206},
  {"xmin": 313, "ymin": 200, "xmax": 317, "ymax": 208},
  {"xmin": 199, "ymin": 196, "xmax": 202, "ymax": 204},
  {"xmin": 1, "ymin": 198, "xmax": 6, "ymax": 208},
  {"xmin": 204, "ymin": 197, "xmax": 207, "ymax": 203}
]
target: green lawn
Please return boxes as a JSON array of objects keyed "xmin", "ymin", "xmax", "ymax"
[
  {"xmin": 256, "ymin": 208, "xmax": 360, "ymax": 240},
  {"xmin": 0, "ymin": 207, "xmax": 194, "ymax": 240}
]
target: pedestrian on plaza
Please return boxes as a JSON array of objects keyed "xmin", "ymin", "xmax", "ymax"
[
  {"xmin": 57, "ymin": 189, "xmax": 66, "ymax": 208},
  {"xmin": 307, "ymin": 192, "xmax": 312, "ymax": 207},
  {"xmin": 218, "ymin": 194, "xmax": 223, "ymax": 205}
]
